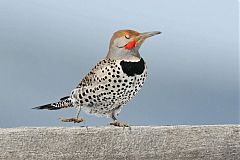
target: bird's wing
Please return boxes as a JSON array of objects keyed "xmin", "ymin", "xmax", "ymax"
[
  {"xmin": 76, "ymin": 59, "xmax": 114, "ymax": 88},
  {"xmin": 71, "ymin": 59, "xmax": 117, "ymax": 106}
]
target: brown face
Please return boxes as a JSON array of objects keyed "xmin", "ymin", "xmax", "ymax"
[
  {"xmin": 107, "ymin": 29, "xmax": 161, "ymax": 60},
  {"xmin": 110, "ymin": 29, "xmax": 161, "ymax": 51},
  {"xmin": 110, "ymin": 30, "xmax": 140, "ymax": 50}
]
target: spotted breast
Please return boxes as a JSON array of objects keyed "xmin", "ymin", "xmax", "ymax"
[{"xmin": 71, "ymin": 58, "xmax": 147, "ymax": 117}]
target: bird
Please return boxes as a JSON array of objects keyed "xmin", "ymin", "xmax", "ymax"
[{"xmin": 33, "ymin": 29, "xmax": 161, "ymax": 127}]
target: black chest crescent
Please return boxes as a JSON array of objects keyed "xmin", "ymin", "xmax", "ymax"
[{"xmin": 120, "ymin": 58, "xmax": 145, "ymax": 77}]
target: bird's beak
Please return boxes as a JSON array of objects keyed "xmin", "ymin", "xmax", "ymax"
[
  {"xmin": 139, "ymin": 31, "xmax": 161, "ymax": 39},
  {"xmin": 136, "ymin": 31, "xmax": 161, "ymax": 45}
]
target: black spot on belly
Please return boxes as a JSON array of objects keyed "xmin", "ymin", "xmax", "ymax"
[{"xmin": 120, "ymin": 58, "xmax": 145, "ymax": 76}]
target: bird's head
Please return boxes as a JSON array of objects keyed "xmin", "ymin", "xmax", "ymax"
[{"xmin": 107, "ymin": 29, "xmax": 161, "ymax": 60}]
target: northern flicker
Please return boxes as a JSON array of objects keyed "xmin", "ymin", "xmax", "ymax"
[{"xmin": 33, "ymin": 29, "xmax": 161, "ymax": 127}]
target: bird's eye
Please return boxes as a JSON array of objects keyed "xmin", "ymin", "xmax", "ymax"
[{"xmin": 125, "ymin": 34, "xmax": 130, "ymax": 39}]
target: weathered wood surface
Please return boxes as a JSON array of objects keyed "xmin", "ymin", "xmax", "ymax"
[{"xmin": 0, "ymin": 125, "xmax": 239, "ymax": 160}]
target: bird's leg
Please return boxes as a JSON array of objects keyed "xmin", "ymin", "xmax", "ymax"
[
  {"xmin": 60, "ymin": 106, "xmax": 84, "ymax": 123},
  {"xmin": 110, "ymin": 113, "xmax": 129, "ymax": 127}
]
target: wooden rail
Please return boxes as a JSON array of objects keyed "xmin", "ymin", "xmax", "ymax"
[{"xmin": 0, "ymin": 125, "xmax": 239, "ymax": 160}]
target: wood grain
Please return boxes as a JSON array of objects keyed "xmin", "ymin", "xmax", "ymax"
[{"xmin": 0, "ymin": 125, "xmax": 239, "ymax": 160}]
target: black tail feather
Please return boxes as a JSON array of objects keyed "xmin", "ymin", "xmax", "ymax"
[
  {"xmin": 32, "ymin": 103, "xmax": 61, "ymax": 110},
  {"xmin": 33, "ymin": 96, "xmax": 72, "ymax": 111}
]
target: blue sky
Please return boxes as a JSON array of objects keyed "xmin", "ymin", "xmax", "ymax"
[{"xmin": 0, "ymin": 0, "xmax": 239, "ymax": 127}]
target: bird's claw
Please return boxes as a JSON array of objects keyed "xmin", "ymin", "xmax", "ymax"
[{"xmin": 60, "ymin": 117, "xmax": 84, "ymax": 123}]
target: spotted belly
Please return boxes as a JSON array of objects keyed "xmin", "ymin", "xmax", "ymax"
[{"xmin": 72, "ymin": 58, "xmax": 147, "ymax": 117}]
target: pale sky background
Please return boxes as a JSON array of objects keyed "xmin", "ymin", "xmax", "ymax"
[{"xmin": 0, "ymin": 0, "xmax": 239, "ymax": 127}]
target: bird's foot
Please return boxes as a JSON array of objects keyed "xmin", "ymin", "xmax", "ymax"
[
  {"xmin": 60, "ymin": 117, "xmax": 84, "ymax": 123},
  {"xmin": 110, "ymin": 121, "xmax": 129, "ymax": 127}
]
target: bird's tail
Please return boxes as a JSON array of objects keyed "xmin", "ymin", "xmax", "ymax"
[{"xmin": 32, "ymin": 96, "xmax": 72, "ymax": 110}]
